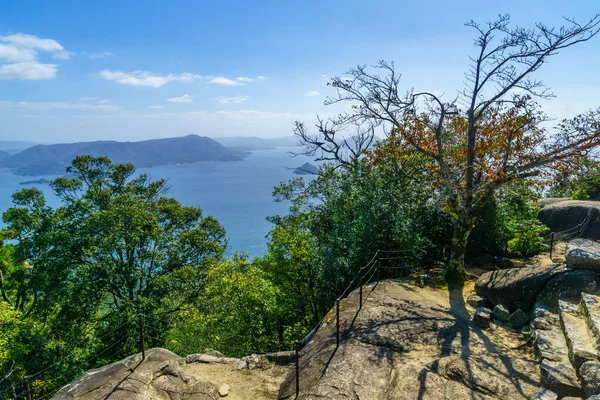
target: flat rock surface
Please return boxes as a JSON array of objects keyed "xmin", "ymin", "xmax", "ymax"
[
  {"xmin": 559, "ymin": 300, "xmax": 597, "ymax": 371},
  {"xmin": 278, "ymin": 280, "xmax": 539, "ymax": 399},
  {"xmin": 475, "ymin": 264, "xmax": 567, "ymax": 312}
]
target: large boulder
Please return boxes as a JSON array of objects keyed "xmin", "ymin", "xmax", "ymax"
[
  {"xmin": 535, "ymin": 269, "xmax": 600, "ymax": 311},
  {"xmin": 565, "ymin": 238, "xmax": 600, "ymax": 272},
  {"xmin": 53, "ymin": 348, "xmax": 220, "ymax": 400},
  {"xmin": 475, "ymin": 264, "xmax": 567, "ymax": 312},
  {"xmin": 538, "ymin": 200, "xmax": 600, "ymax": 240}
]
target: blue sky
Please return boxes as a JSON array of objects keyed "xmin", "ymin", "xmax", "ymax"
[{"xmin": 0, "ymin": 0, "xmax": 598, "ymax": 143}]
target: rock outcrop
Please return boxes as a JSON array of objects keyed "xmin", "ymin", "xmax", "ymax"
[
  {"xmin": 52, "ymin": 348, "xmax": 291, "ymax": 400},
  {"xmin": 538, "ymin": 200, "xmax": 600, "ymax": 240},
  {"xmin": 566, "ymin": 238, "xmax": 600, "ymax": 272},
  {"xmin": 278, "ymin": 280, "xmax": 540, "ymax": 399},
  {"xmin": 52, "ymin": 348, "xmax": 221, "ymax": 400},
  {"xmin": 475, "ymin": 263, "xmax": 566, "ymax": 311}
]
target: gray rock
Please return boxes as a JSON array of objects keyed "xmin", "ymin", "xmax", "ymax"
[
  {"xmin": 581, "ymin": 293, "xmax": 600, "ymax": 349},
  {"xmin": 508, "ymin": 308, "xmax": 530, "ymax": 329},
  {"xmin": 473, "ymin": 307, "xmax": 492, "ymax": 328},
  {"xmin": 218, "ymin": 383, "xmax": 230, "ymax": 397},
  {"xmin": 476, "ymin": 264, "xmax": 567, "ymax": 311},
  {"xmin": 559, "ymin": 300, "xmax": 597, "ymax": 371},
  {"xmin": 52, "ymin": 348, "xmax": 220, "ymax": 400},
  {"xmin": 467, "ymin": 293, "xmax": 490, "ymax": 308},
  {"xmin": 580, "ymin": 361, "xmax": 600, "ymax": 398},
  {"xmin": 236, "ymin": 359, "xmax": 247, "ymax": 370},
  {"xmin": 533, "ymin": 387, "xmax": 558, "ymax": 399},
  {"xmin": 566, "ymin": 238, "xmax": 600, "ymax": 271},
  {"xmin": 185, "ymin": 353, "xmax": 238, "ymax": 364},
  {"xmin": 536, "ymin": 269, "xmax": 599, "ymax": 312},
  {"xmin": 493, "ymin": 304, "xmax": 510, "ymax": 322},
  {"xmin": 534, "ymin": 327, "xmax": 568, "ymax": 362},
  {"xmin": 540, "ymin": 359, "xmax": 582, "ymax": 398},
  {"xmin": 203, "ymin": 348, "xmax": 225, "ymax": 358},
  {"xmin": 533, "ymin": 306, "xmax": 560, "ymax": 331}
]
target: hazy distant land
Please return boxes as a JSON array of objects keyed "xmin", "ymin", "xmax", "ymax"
[{"xmin": 0, "ymin": 135, "xmax": 250, "ymax": 176}]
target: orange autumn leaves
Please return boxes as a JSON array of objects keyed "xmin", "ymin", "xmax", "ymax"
[{"xmin": 367, "ymin": 99, "xmax": 598, "ymax": 201}]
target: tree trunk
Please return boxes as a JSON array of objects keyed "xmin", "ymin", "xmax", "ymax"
[{"xmin": 446, "ymin": 218, "xmax": 473, "ymax": 282}]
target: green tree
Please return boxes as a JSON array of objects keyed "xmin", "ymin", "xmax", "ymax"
[
  {"xmin": 295, "ymin": 15, "xmax": 600, "ymax": 281},
  {"xmin": 166, "ymin": 256, "xmax": 281, "ymax": 357},
  {"xmin": 1, "ymin": 156, "xmax": 227, "ymax": 394}
]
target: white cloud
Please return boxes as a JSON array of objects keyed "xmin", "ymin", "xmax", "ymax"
[
  {"xmin": 0, "ymin": 33, "xmax": 72, "ymax": 80},
  {"xmin": 0, "ymin": 62, "xmax": 58, "ymax": 80},
  {"xmin": 148, "ymin": 105, "xmax": 165, "ymax": 109},
  {"xmin": 209, "ymin": 77, "xmax": 243, "ymax": 86},
  {"xmin": 0, "ymin": 33, "xmax": 64, "ymax": 52},
  {"xmin": 89, "ymin": 52, "xmax": 113, "ymax": 59},
  {"xmin": 236, "ymin": 76, "xmax": 254, "ymax": 82},
  {"xmin": 52, "ymin": 51, "xmax": 75, "ymax": 60},
  {"xmin": 256, "ymin": 76, "xmax": 268, "ymax": 80},
  {"xmin": 0, "ymin": 44, "xmax": 36, "ymax": 62},
  {"xmin": 216, "ymin": 95, "xmax": 249, "ymax": 104},
  {"xmin": 305, "ymin": 90, "xmax": 320, "ymax": 97},
  {"xmin": 0, "ymin": 100, "xmax": 121, "ymax": 112},
  {"xmin": 98, "ymin": 70, "xmax": 202, "ymax": 88},
  {"xmin": 167, "ymin": 94, "xmax": 193, "ymax": 103}
]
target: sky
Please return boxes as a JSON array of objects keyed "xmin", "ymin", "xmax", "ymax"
[{"xmin": 0, "ymin": 0, "xmax": 598, "ymax": 143}]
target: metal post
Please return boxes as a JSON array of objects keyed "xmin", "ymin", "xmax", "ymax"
[
  {"xmin": 550, "ymin": 232, "xmax": 554, "ymax": 260},
  {"xmin": 359, "ymin": 267, "xmax": 363, "ymax": 309},
  {"xmin": 295, "ymin": 341, "xmax": 300, "ymax": 398},
  {"xmin": 23, "ymin": 377, "xmax": 32, "ymax": 400},
  {"xmin": 138, "ymin": 314, "xmax": 145, "ymax": 360},
  {"xmin": 504, "ymin": 240, "xmax": 508, "ymax": 259},
  {"xmin": 376, "ymin": 260, "xmax": 380, "ymax": 283},
  {"xmin": 336, "ymin": 299, "xmax": 340, "ymax": 348},
  {"xmin": 578, "ymin": 223, "xmax": 582, "ymax": 237}
]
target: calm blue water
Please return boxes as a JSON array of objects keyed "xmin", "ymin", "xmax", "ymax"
[{"xmin": 0, "ymin": 147, "xmax": 312, "ymax": 257}]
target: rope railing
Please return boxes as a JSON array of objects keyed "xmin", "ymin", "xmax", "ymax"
[
  {"xmin": 293, "ymin": 248, "xmax": 418, "ymax": 399},
  {"xmin": 2, "ymin": 248, "xmax": 421, "ymax": 400},
  {"xmin": 544, "ymin": 209, "xmax": 595, "ymax": 259}
]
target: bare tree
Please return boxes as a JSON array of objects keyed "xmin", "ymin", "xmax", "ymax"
[
  {"xmin": 295, "ymin": 14, "xmax": 600, "ymax": 281},
  {"xmin": 292, "ymin": 118, "xmax": 377, "ymax": 167}
]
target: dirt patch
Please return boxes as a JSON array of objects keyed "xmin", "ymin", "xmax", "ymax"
[{"xmin": 183, "ymin": 362, "xmax": 291, "ymax": 400}]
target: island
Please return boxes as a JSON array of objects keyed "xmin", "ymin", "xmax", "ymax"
[
  {"xmin": 19, "ymin": 178, "xmax": 51, "ymax": 185},
  {"xmin": 293, "ymin": 162, "xmax": 319, "ymax": 175},
  {"xmin": 0, "ymin": 135, "xmax": 248, "ymax": 176}
]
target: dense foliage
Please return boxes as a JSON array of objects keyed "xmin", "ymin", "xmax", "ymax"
[{"xmin": 0, "ymin": 145, "xmax": 555, "ymax": 397}]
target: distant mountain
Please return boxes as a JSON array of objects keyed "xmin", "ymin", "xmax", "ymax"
[
  {"xmin": 293, "ymin": 162, "xmax": 319, "ymax": 175},
  {"xmin": 0, "ymin": 140, "xmax": 38, "ymax": 151},
  {"xmin": 0, "ymin": 150, "xmax": 10, "ymax": 160},
  {"xmin": 0, "ymin": 135, "xmax": 248, "ymax": 176},
  {"xmin": 214, "ymin": 136, "xmax": 299, "ymax": 150}
]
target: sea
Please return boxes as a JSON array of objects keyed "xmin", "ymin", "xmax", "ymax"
[{"xmin": 0, "ymin": 147, "xmax": 313, "ymax": 258}]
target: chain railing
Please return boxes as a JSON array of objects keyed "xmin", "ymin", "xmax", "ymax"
[{"xmin": 543, "ymin": 208, "xmax": 595, "ymax": 259}]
